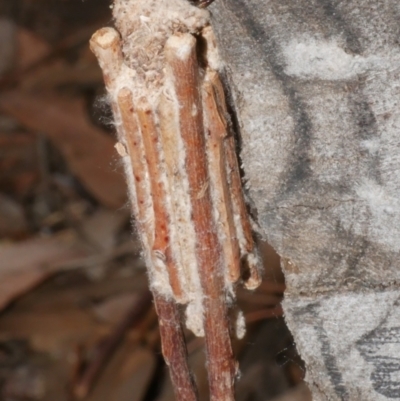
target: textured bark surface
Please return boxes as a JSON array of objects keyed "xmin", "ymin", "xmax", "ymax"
[{"xmin": 209, "ymin": 1, "xmax": 400, "ymax": 400}]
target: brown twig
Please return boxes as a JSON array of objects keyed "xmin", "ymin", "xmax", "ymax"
[
  {"xmin": 202, "ymin": 72, "xmax": 241, "ymax": 284},
  {"xmin": 153, "ymin": 294, "xmax": 199, "ymax": 401},
  {"xmin": 165, "ymin": 34, "xmax": 236, "ymax": 401},
  {"xmin": 136, "ymin": 104, "xmax": 184, "ymax": 301},
  {"xmin": 209, "ymin": 72, "xmax": 262, "ymax": 290},
  {"xmin": 157, "ymin": 93, "xmax": 200, "ymax": 303}
]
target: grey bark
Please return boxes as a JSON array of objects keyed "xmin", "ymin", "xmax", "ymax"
[{"xmin": 209, "ymin": 1, "xmax": 400, "ymax": 400}]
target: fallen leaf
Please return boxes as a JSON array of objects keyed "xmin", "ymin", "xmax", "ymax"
[
  {"xmin": 0, "ymin": 193, "xmax": 28, "ymax": 237},
  {"xmin": 0, "ymin": 92, "xmax": 127, "ymax": 208},
  {"xmin": 16, "ymin": 28, "xmax": 51, "ymax": 71},
  {"xmin": 79, "ymin": 208, "xmax": 129, "ymax": 253},
  {"xmin": 0, "ymin": 208, "xmax": 133, "ymax": 312},
  {"xmin": 0, "ymin": 230, "xmax": 90, "ymax": 311},
  {"xmin": 92, "ymin": 293, "xmax": 139, "ymax": 325},
  {"xmin": 0, "ymin": 18, "xmax": 15, "ymax": 75},
  {"xmin": 20, "ymin": 48, "xmax": 103, "ymax": 91},
  {"xmin": 86, "ymin": 345, "xmax": 156, "ymax": 401},
  {"xmin": 0, "ymin": 131, "xmax": 39, "ymax": 197},
  {"xmin": 0, "ymin": 308, "xmax": 109, "ymax": 354}
]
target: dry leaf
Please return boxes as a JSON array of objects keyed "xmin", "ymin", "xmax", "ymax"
[
  {"xmin": 0, "ymin": 193, "xmax": 28, "ymax": 237},
  {"xmin": 0, "ymin": 308, "xmax": 109, "ymax": 354},
  {"xmin": 0, "ymin": 92, "xmax": 127, "ymax": 208},
  {"xmin": 86, "ymin": 344, "xmax": 156, "ymax": 401},
  {"xmin": 0, "ymin": 131, "xmax": 39, "ymax": 197},
  {"xmin": 79, "ymin": 208, "xmax": 129, "ymax": 252},
  {"xmin": 0, "ymin": 230, "xmax": 90, "ymax": 311},
  {"xmin": 16, "ymin": 28, "xmax": 51, "ymax": 71},
  {"xmin": 92, "ymin": 293, "xmax": 139, "ymax": 325}
]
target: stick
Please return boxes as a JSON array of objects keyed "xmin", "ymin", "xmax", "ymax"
[
  {"xmin": 165, "ymin": 33, "xmax": 236, "ymax": 401},
  {"xmin": 153, "ymin": 294, "xmax": 199, "ymax": 401},
  {"xmin": 136, "ymin": 103, "xmax": 184, "ymax": 301},
  {"xmin": 202, "ymin": 73, "xmax": 241, "ymax": 284},
  {"xmin": 208, "ymin": 71, "xmax": 262, "ymax": 290}
]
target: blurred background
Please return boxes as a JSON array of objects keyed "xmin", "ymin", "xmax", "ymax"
[{"xmin": 0, "ymin": 0, "xmax": 309, "ymax": 400}]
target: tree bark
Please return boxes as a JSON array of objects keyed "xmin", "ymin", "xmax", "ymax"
[{"xmin": 209, "ymin": 1, "xmax": 400, "ymax": 400}]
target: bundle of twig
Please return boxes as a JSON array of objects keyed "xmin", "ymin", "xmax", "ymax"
[{"xmin": 90, "ymin": 1, "xmax": 262, "ymax": 399}]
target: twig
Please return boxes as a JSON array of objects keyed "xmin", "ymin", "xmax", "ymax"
[
  {"xmin": 153, "ymin": 294, "xmax": 199, "ymax": 401},
  {"xmin": 165, "ymin": 34, "xmax": 236, "ymax": 401},
  {"xmin": 135, "ymin": 103, "xmax": 184, "ymax": 301},
  {"xmin": 202, "ymin": 72, "xmax": 241, "ymax": 284},
  {"xmin": 207, "ymin": 69, "xmax": 262, "ymax": 290}
]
